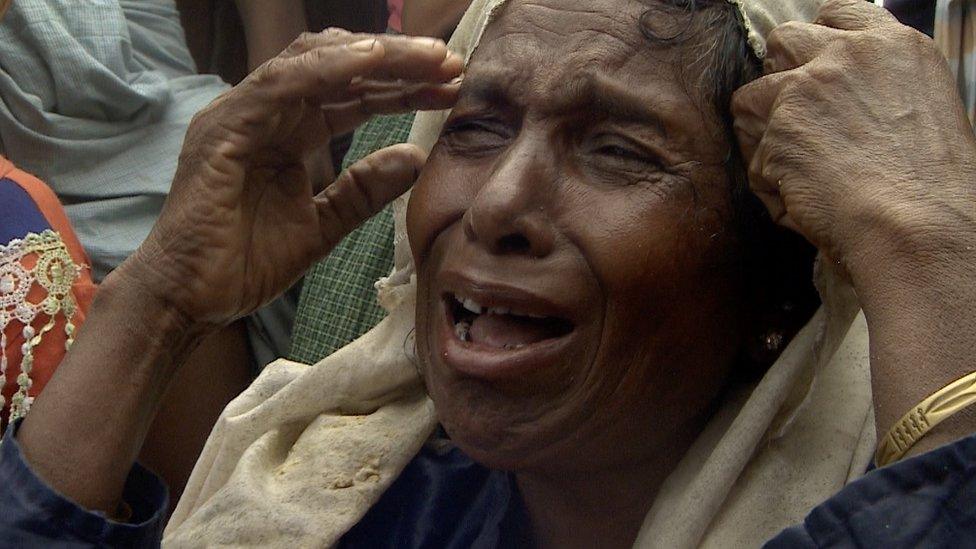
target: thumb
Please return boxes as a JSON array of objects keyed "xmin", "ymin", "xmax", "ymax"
[{"xmin": 314, "ymin": 143, "xmax": 427, "ymax": 254}]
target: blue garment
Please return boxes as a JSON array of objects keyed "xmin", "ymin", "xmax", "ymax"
[
  {"xmin": 340, "ymin": 442, "xmax": 532, "ymax": 548},
  {"xmin": 767, "ymin": 433, "xmax": 976, "ymax": 548},
  {"xmin": 0, "ymin": 422, "xmax": 167, "ymax": 547},
  {"xmin": 0, "ymin": 178, "xmax": 49, "ymax": 244},
  {"xmin": 885, "ymin": 0, "xmax": 936, "ymax": 38},
  {"xmin": 0, "ymin": 423, "xmax": 974, "ymax": 548}
]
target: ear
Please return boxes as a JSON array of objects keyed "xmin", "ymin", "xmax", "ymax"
[
  {"xmin": 736, "ymin": 227, "xmax": 820, "ymax": 380},
  {"xmin": 742, "ymin": 301, "xmax": 796, "ymax": 376}
]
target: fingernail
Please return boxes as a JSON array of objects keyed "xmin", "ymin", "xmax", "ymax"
[
  {"xmin": 348, "ymin": 39, "xmax": 377, "ymax": 52},
  {"xmin": 448, "ymin": 74, "xmax": 464, "ymax": 86}
]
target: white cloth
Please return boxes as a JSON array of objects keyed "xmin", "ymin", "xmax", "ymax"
[
  {"xmin": 164, "ymin": 1, "xmax": 875, "ymax": 547},
  {"xmin": 934, "ymin": 0, "xmax": 976, "ymax": 127}
]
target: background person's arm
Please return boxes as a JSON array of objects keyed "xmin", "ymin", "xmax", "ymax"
[
  {"xmin": 236, "ymin": 0, "xmax": 308, "ymax": 71},
  {"xmin": 733, "ymin": 0, "xmax": 976, "ymax": 459},
  {"xmin": 16, "ymin": 31, "xmax": 463, "ymax": 515},
  {"xmin": 402, "ymin": 0, "xmax": 471, "ymax": 39}
]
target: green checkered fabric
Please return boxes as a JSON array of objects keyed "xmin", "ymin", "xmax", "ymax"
[{"xmin": 288, "ymin": 113, "xmax": 417, "ymax": 364}]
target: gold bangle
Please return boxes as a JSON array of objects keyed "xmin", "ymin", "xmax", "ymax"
[{"xmin": 875, "ymin": 370, "xmax": 976, "ymax": 468}]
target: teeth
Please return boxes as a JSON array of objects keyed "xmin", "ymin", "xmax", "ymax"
[
  {"xmin": 454, "ymin": 294, "xmax": 547, "ymax": 319},
  {"xmin": 461, "ymin": 298, "xmax": 483, "ymax": 315},
  {"xmin": 454, "ymin": 320, "xmax": 471, "ymax": 342}
]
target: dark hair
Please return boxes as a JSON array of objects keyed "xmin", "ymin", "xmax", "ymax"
[{"xmin": 640, "ymin": 1, "xmax": 820, "ymax": 376}]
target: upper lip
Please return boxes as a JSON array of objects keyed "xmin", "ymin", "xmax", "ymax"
[{"xmin": 439, "ymin": 270, "xmax": 577, "ymax": 324}]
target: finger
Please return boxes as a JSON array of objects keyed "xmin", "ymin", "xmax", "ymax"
[
  {"xmin": 731, "ymin": 69, "xmax": 795, "ymax": 125},
  {"xmin": 347, "ymin": 75, "xmax": 465, "ymax": 101},
  {"xmin": 314, "ymin": 144, "xmax": 427, "ymax": 252},
  {"xmin": 248, "ymin": 40, "xmax": 462, "ymax": 106},
  {"xmin": 748, "ymin": 136, "xmax": 806, "ymax": 234},
  {"xmin": 763, "ymin": 21, "xmax": 847, "ymax": 74},
  {"xmin": 284, "ymin": 31, "xmax": 460, "ymax": 82},
  {"xmin": 815, "ymin": 0, "xmax": 897, "ymax": 31},
  {"xmin": 282, "ymin": 28, "xmax": 444, "ymax": 64},
  {"xmin": 747, "ymin": 142, "xmax": 791, "ymax": 227},
  {"xmin": 731, "ymin": 69, "xmax": 796, "ymax": 165},
  {"xmin": 366, "ymin": 36, "xmax": 462, "ymax": 82},
  {"xmin": 320, "ymin": 79, "xmax": 462, "ymax": 136},
  {"xmin": 280, "ymin": 28, "xmax": 356, "ymax": 57}
]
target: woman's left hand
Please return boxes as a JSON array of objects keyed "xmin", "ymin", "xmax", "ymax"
[
  {"xmin": 732, "ymin": 0, "xmax": 976, "ymax": 287},
  {"xmin": 732, "ymin": 0, "xmax": 976, "ymax": 456}
]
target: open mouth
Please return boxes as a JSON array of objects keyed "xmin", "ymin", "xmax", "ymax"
[{"xmin": 447, "ymin": 293, "xmax": 574, "ymax": 350}]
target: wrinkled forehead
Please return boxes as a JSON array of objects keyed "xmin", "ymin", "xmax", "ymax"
[
  {"xmin": 466, "ymin": 0, "xmax": 690, "ymax": 107},
  {"xmin": 481, "ymin": 0, "xmax": 650, "ymax": 55},
  {"xmin": 457, "ymin": 0, "xmax": 723, "ymax": 149}
]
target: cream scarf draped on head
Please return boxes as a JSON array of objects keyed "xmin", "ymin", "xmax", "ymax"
[{"xmin": 163, "ymin": 1, "xmax": 875, "ymax": 547}]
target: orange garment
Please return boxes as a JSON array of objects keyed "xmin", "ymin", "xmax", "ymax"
[{"xmin": 0, "ymin": 156, "xmax": 95, "ymax": 429}]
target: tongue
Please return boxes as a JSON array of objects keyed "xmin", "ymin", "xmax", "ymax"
[{"xmin": 469, "ymin": 314, "xmax": 559, "ymax": 348}]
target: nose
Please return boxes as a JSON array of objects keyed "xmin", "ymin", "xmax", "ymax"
[{"xmin": 462, "ymin": 141, "xmax": 557, "ymax": 257}]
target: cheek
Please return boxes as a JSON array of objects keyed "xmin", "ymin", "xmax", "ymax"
[
  {"xmin": 573, "ymin": 179, "xmax": 743, "ymax": 394},
  {"xmin": 407, "ymin": 148, "xmax": 486, "ymax": 267}
]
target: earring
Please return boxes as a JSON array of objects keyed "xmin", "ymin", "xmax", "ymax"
[{"xmin": 762, "ymin": 329, "xmax": 785, "ymax": 354}]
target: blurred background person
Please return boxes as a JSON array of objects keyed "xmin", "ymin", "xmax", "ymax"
[
  {"xmin": 402, "ymin": 0, "xmax": 471, "ymax": 38},
  {"xmin": 0, "ymin": 0, "xmax": 314, "ymax": 509}
]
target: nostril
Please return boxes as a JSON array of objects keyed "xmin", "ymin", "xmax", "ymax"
[{"xmin": 496, "ymin": 233, "xmax": 531, "ymax": 254}]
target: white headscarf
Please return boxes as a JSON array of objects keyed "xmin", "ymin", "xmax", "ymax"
[{"xmin": 164, "ymin": 1, "xmax": 874, "ymax": 547}]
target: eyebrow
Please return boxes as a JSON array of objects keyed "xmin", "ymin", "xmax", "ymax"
[{"xmin": 461, "ymin": 67, "xmax": 669, "ymax": 136}]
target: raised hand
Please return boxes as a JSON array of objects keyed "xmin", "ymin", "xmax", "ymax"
[
  {"xmin": 123, "ymin": 29, "xmax": 462, "ymax": 326},
  {"xmin": 15, "ymin": 29, "xmax": 462, "ymax": 515},
  {"xmin": 731, "ymin": 0, "xmax": 976, "ymax": 280},
  {"xmin": 732, "ymin": 0, "xmax": 976, "ymax": 458}
]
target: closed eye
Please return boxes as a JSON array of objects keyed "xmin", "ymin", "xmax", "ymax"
[
  {"xmin": 596, "ymin": 144, "xmax": 649, "ymax": 162},
  {"xmin": 441, "ymin": 118, "xmax": 512, "ymax": 155},
  {"xmin": 587, "ymin": 133, "xmax": 662, "ymax": 170}
]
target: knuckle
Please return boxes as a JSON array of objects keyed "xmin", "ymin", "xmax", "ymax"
[
  {"xmin": 285, "ymin": 32, "xmax": 317, "ymax": 55},
  {"xmin": 250, "ymin": 58, "xmax": 284, "ymax": 88},
  {"xmin": 730, "ymin": 83, "xmax": 759, "ymax": 116},
  {"xmin": 901, "ymin": 25, "xmax": 936, "ymax": 51},
  {"xmin": 801, "ymin": 61, "xmax": 844, "ymax": 86},
  {"xmin": 848, "ymin": 28, "xmax": 890, "ymax": 55},
  {"xmin": 322, "ymin": 27, "xmax": 349, "ymax": 39},
  {"xmin": 765, "ymin": 21, "xmax": 802, "ymax": 52}
]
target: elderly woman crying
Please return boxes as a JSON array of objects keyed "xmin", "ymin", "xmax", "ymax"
[{"xmin": 3, "ymin": 0, "xmax": 976, "ymax": 547}]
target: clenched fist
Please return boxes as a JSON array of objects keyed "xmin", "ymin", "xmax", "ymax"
[
  {"xmin": 733, "ymin": 0, "xmax": 976, "ymax": 452},
  {"xmin": 732, "ymin": 0, "xmax": 976, "ymax": 288}
]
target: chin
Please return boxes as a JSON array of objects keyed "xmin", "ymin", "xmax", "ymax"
[
  {"xmin": 433, "ymin": 394, "xmax": 553, "ymax": 471},
  {"xmin": 423, "ymin": 353, "xmax": 598, "ymax": 472}
]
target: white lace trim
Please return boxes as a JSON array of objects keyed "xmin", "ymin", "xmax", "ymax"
[{"xmin": 1, "ymin": 229, "xmax": 82, "ymax": 422}]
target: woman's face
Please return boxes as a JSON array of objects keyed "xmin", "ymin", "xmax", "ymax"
[{"xmin": 408, "ymin": 0, "xmax": 750, "ymax": 474}]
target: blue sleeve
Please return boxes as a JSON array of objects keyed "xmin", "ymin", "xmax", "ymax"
[
  {"xmin": 0, "ymin": 421, "xmax": 168, "ymax": 548},
  {"xmin": 766, "ymin": 432, "xmax": 976, "ymax": 548}
]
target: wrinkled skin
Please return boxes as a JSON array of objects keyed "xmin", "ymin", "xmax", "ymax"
[
  {"xmin": 733, "ymin": 0, "xmax": 976, "ymax": 450},
  {"xmin": 18, "ymin": 29, "xmax": 465, "ymax": 516},
  {"xmin": 15, "ymin": 0, "xmax": 976, "ymax": 548},
  {"xmin": 409, "ymin": 0, "xmax": 748, "ymax": 484}
]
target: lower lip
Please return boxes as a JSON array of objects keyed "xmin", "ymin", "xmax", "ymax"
[{"xmin": 437, "ymin": 301, "xmax": 575, "ymax": 381}]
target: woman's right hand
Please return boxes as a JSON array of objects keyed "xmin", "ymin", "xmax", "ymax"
[{"xmin": 120, "ymin": 29, "xmax": 462, "ymax": 327}]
